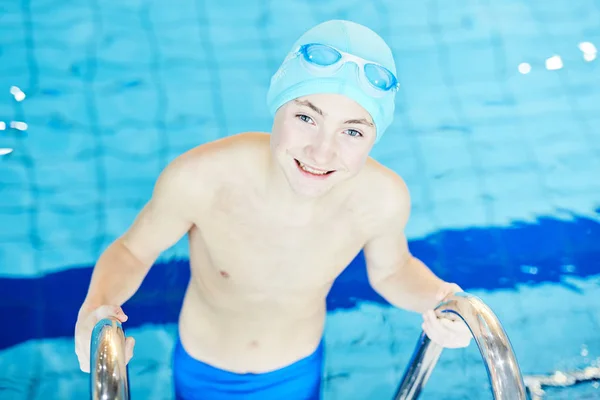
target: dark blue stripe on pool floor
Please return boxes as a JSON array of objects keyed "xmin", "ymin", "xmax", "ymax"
[{"xmin": 1, "ymin": 214, "xmax": 599, "ymax": 350}]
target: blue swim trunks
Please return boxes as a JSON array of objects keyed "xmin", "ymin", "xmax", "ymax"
[{"xmin": 172, "ymin": 337, "xmax": 324, "ymax": 400}]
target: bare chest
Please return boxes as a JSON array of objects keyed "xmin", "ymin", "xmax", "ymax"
[{"xmin": 193, "ymin": 198, "xmax": 367, "ymax": 292}]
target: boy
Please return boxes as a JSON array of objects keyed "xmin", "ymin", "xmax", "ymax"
[{"xmin": 75, "ymin": 20, "xmax": 471, "ymax": 399}]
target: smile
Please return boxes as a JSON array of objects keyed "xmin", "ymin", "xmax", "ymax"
[{"xmin": 294, "ymin": 159, "xmax": 335, "ymax": 176}]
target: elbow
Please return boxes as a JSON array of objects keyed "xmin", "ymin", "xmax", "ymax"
[
  {"xmin": 98, "ymin": 238, "xmax": 151, "ymax": 272},
  {"xmin": 118, "ymin": 236, "xmax": 156, "ymax": 269},
  {"xmin": 368, "ymin": 269, "xmax": 399, "ymax": 300},
  {"xmin": 367, "ymin": 256, "xmax": 411, "ymax": 296}
]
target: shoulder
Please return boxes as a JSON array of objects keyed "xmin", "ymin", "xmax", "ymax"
[
  {"xmin": 164, "ymin": 132, "xmax": 269, "ymax": 176},
  {"xmin": 354, "ymin": 158, "xmax": 411, "ymax": 229},
  {"xmin": 154, "ymin": 132, "xmax": 270, "ymax": 201},
  {"xmin": 172, "ymin": 132, "xmax": 269, "ymax": 167}
]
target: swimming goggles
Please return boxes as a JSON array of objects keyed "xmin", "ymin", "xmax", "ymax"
[{"xmin": 294, "ymin": 43, "xmax": 399, "ymax": 95}]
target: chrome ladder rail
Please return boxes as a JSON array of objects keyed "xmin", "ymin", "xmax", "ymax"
[
  {"xmin": 90, "ymin": 318, "xmax": 130, "ymax": 400},
  {"xmin": 394, "ymin": 292, "xmax": 527, "ymax": 400}
]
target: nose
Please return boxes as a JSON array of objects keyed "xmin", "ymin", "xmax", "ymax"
[{"xmin": 305, "ymin": 134, "xmax": 337, "ymax": 166}]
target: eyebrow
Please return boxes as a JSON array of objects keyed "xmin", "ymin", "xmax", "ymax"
[
  {"xmin": 294, "ymin": 99, "xmax": 324, "ymax": 116},
  {"xmin": 294, "ymin": 100, "xmax": 374, "ymax": 127},
  {"xmin": 344, "ymin": 118, "xmax": 374, "ymax": 127}
]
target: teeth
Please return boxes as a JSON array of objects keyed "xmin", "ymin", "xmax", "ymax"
[{"xmin": 298, "ymin": 160, "xmax": 329, "ymax": 175}]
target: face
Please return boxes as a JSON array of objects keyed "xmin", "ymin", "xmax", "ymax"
[{"xmin": 270, "ymin": 93, "xmax": 377, "ymax": 198}]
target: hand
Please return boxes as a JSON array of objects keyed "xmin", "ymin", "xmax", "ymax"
[
  {"xmin": 421, "ymin": 283, "xmax": 472, "ymax": 349},
  {"xmin": 74, "ymin": 305, "xmax": 135, "ymax": 372}
]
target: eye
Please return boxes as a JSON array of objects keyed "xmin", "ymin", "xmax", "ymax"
[
  {"xmin": 296, "ymin": 114, "xmax": 315, "ymax": 124},
  {"xmin": 344, "ymin": 129, "xmax": 363, "ymax": 138}
]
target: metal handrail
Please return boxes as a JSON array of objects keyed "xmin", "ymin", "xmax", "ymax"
[
  {"xmin": 394, "ymin": 292, "xmax": 527, "ymax": 399},
  {"xmin": 90, "ymin": 318, "xmax": 130, "ymax": 400}
]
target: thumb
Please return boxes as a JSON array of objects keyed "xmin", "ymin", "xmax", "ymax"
[
  {"xmin": 436, "ymin": 282, "xmax": 463, "ymax": 302},
  {"xmin": 125, "ymin": 337, "xmax": 135, "ymax": 365},
  {"xmin": 94, "ymin": 305, "xmax": 129, "ymax": 324}
]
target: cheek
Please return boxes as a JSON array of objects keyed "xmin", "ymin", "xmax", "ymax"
[
  {"xmin": 279, "ymin": 120, "xmax": 310, "ymax": 147},
  {"xmin": 340, "ymin": 147, "xmax": 371, "ymax": 170},
  {"xmin": 271, "ymin": 129, "xmax": 297, "ymax": 159},
  {"xmin": 271, "ymin": 111, "xmax": 296, "ymax": 149},
  {"xmin": 269, "ymin": 131, "xmax": 282, "ymax": 154},
  {"xmin": 272, "ymin": 121, "xmax": 295, "ymax": 148}
]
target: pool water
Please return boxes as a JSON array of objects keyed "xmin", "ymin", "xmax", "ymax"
[{"xmin": 1, "ymin": 0, "xmax": 599, "ymax": 398}]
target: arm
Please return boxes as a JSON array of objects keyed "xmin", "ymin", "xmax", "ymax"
[
  {"xmin": 75, "ymin": 150, "xmax": 209, "ymax": 371},
  {"xmin": 363, "ymin": 179, "xmax": 455, "ymax": 314},
  {"xmin": 81, "ymin": 152, "xmax": 202, "ymax": 311}
]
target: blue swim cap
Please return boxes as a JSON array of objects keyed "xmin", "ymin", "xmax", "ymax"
[{"xmin": 266, "ymin": 20, "xmax": 397, "ymax": 142}]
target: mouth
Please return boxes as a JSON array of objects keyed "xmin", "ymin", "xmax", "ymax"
[{"xmin": 294, "ymin": 159, "xmax": 335, "ymax": 177}]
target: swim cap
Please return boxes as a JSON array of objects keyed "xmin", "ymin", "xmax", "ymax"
[{"xmin": 266, "ymin": 20, "xmax": 397, "ymax": 142}]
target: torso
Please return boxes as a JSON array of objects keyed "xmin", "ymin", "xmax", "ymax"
[{"xmin": 176, "ymin": 132, "xmax": 391, "ymax": 373}]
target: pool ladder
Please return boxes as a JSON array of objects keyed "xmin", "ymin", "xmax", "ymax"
[
  {"xmin": 89, "ymin": 292, "xmax": 527, "ymax": 400},
  {"xmin": 394, "ymin": 292, "xmax": 527, "ymax": 399},
  {"xmin": 90, "ymin": 318, "xmax": 130, "ymax": 400}
]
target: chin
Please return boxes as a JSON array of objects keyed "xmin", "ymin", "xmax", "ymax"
[{"xmin": 287, "ymin": 163, "xmax": 344, "ymax": 198}]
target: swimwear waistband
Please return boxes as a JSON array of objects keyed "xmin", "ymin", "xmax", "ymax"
[{"xmin": 172, "ymin": 336, "xmax": 324, "ymax": 400}]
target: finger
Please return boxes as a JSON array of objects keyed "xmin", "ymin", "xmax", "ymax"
[
  {"xmin": 423, "ymin": 311, "xmax": 442, "ymax": 339},
  {"xmin": 125, "ymin": 337, "xmax": 135, "ymax": 364},
  {"xmin": 439, "ymin": 318, "xmax": 471, "ymax": 335},
  {"xmin": 423, "ymin": 310, "xmax": 436, "ymax": 325},
  {"xmin": 75, "ymin": 328, "xmax": 93, "ymax": 373},
  {"xmin": 424, "ymin": 310, "xmax": 472, "ymax": 348},
  {"xmin": 94, "ymin": 305, "xmax": 128, "ymax": 323},
  {"xmin": 430, "ymin": 318, "xmax": 450, "ymax": 344},
  {"xmin": 79, "ymin": 358, "xmax": 90, "ymax": 373},
  {"xmin": 431, "ymin": 304, "xmax": 460, "ymax": 320},
  {"xmin": 434, "ymin": 319, "xmax": 469, "ymax": 341},
  {"xmin": 427, "ymin": 314, "xmax": 465, "ymax": 347},
  {"xmin": 75, "ymin": 329, "xmax": 92, "ymax": 372},
  {"xmin": 425, "ymin": 323, "xmax": 447, "ymax": 347},
  {"xmin": 422, "ymin": 318, "xmax": 446, "ymax": 346},
  {"xmin": 435, "ymin": 320, "xmax": 472, "ymax": 348},
  {"xmin": 436, "ymin": 318, "xmax": 472, "ymax": 345},
  {"xmin": 435, "ymin": 310, "xmax": 460, "ymax": 322},
  {"xmin": 426, "ymin": 310, "xmax": 451, "ymax": 330}
]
